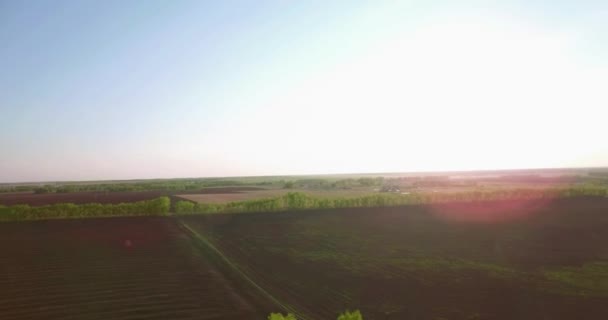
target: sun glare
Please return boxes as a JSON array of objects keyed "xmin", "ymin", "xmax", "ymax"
[{"xmin": 227, "ymin": 12, "xmax": 606, "ymax": 175}]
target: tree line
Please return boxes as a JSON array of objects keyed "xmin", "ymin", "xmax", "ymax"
[
  {"xmin": 0, "ymin": 178, "xmax": 264, "ymax": 194},
  {"xmin": 1, "ymin": 184, "xmax": 605, "ymax": 220},
  {"xmin": 0, "ymin": 176, "xmax": 386, "ymax": 194},
  {"xmin": 175, "ymin": 185, "xmax": 608, "ymax": 215},
  {"xmin": 0, "ymin": 197, "xmax": 170, "ymax": 222},
  {"xmin": 282, "ymin": 177, "xmax": 384, "ymax": 190}
]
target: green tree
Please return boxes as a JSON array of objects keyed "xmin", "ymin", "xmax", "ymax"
[
  {"xmin": 34, "ymin": 186, "xmax": 53, "ymax": 194},
  {"xmin": 284, "ymin": 192, "xmax": 308, "ymax": 209},
  {"xmin": 174, "ymin": 200, "xmax": 195, "ymax": 214},
  {"xmin": 337, "ymin": 310, "xmax": 363, "ymax": 320}
]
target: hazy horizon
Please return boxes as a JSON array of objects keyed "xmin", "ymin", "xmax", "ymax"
[
  {"xmin": 2, "ymin": 165, "xmax": 607, "ymax": 185},
  {"xmin": 2, "ymin": 1, "xmax": 607, "ymax": 183}
]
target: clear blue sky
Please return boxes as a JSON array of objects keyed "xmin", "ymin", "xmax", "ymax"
[{"xmin": 1, "ymin": 0, "xmax": 607, "ymax": 182}]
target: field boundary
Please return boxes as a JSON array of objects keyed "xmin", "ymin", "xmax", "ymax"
[{"xmin": 177, "ymin": 219, "xmax": 310, "ymax": 320}]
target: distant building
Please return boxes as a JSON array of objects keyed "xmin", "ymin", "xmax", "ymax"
[{"xmin": 380, "ymin": 185, "xmax": 401, "ymax": 193}]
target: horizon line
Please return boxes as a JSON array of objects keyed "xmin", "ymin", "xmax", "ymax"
[{"xmin": 2, "ymin": 165, "xmax": 607, "ymax": 186}]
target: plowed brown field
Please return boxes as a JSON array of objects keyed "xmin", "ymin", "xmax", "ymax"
[
  {"xmin": 181, "ymin": 197, "xmax": 608, "ymax": 320},
  {"xmin": 0, "ymin": 217, "xmax": 273, "ymax": 320}
]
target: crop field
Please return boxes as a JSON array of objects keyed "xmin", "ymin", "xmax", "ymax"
[
  {"xmin": 0, "ymin": 217, "xmax": 273, "ymax": 320},
  {"xmin": 181, "ymin": 197, "xmax": 608, "ymax": 320},
  {"xmin": 0, "ymin": 187, "xmax": 265, "ymax": 207},
  {"xmin": 175, "ymin": 189, "xmax": 290, "ymax": 204},
  {"xmin": 2, "ymin": 193, "xmax": 608, "ymax": 320}
]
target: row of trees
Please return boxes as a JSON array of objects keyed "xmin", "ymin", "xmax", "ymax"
[
  {"xmin": 2, "ymin": 185, "xmax": 605, "ymax": 220},
  {"xmin": 171, "ymin": 192, "xmax": 430, "ymax": 215},
  {"xmin": 0, "ymin": 178, "xmax": 262, "ymax": 194},
  {"xmin": 4, "ymin": 176, "xmax": 382, "ymax": 194},
  {"xmin": 175, "ymin": 185, "xmax": 608, "ymax": 215},
  {"xmin": 283, "ymin": 177, "xmax": 384, "ymax": 190},
  {"xmin": 0, "ymin": 197, "xmax": 170, "ymax": 221},
  {"xmin": 269, "ymin": 310, "xmax": 362, "ymax": 320}
]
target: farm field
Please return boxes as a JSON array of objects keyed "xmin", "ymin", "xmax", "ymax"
[
  {"xmin": 0, "ymin": 217, "xmax": 273, "ymax": 320},
  {"xmin": 175, "ymin": 189, "xmax": 290, "ymax": 204},
  {"xmin": 0, "ymin": 187, "xmax": 265, "ymax": 207},
  {"xmin": 181, "ymin": 197, "xmax": 608, "ymax": 320},
  {"xmin": 4, "ymin": 2, "xmax": 608, "ymax": 319}
]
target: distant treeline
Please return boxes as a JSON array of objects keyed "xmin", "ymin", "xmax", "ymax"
[
  {"xmin": 175, "ymin": 185, "xmax": 608, "ymax": 215},
  {"xmin": 282, "ymin": 177, "xmax": 384, "ymax": 189},
  {"xmin": 1, "ymin": 185, "xmax": 605, "ymax": 221},
  {"xmin": 0, "ymin": 177, "xmax": 385, "ymax": 194},
  {"xmin": 0, "ymin": 179, "xmax": 262, "ymax": 194},
  {"xmin": 0, "ymin": 197, "xmax": 170, "ymax": 222}
]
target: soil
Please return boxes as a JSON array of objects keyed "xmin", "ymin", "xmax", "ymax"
[
  {"xmin": 0, "ymin": 217, "xmax": 275, "ymax": 320},
  {"xmin": 181, "ymin": 197, "xmax": 608, "ymax": 320},
  {"xmin": 2, "ymin": 197, "xmax": 608, "ymax": 320}
]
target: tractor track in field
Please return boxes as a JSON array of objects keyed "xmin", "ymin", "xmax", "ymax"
[{"xmin": 176, "ymin": 219, "xmax": 311, "ymax": 320}]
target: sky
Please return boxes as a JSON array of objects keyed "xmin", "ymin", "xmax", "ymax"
[{"xmin": 1, "ymin": 0, "xmax": 607, "ymax": 182}]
